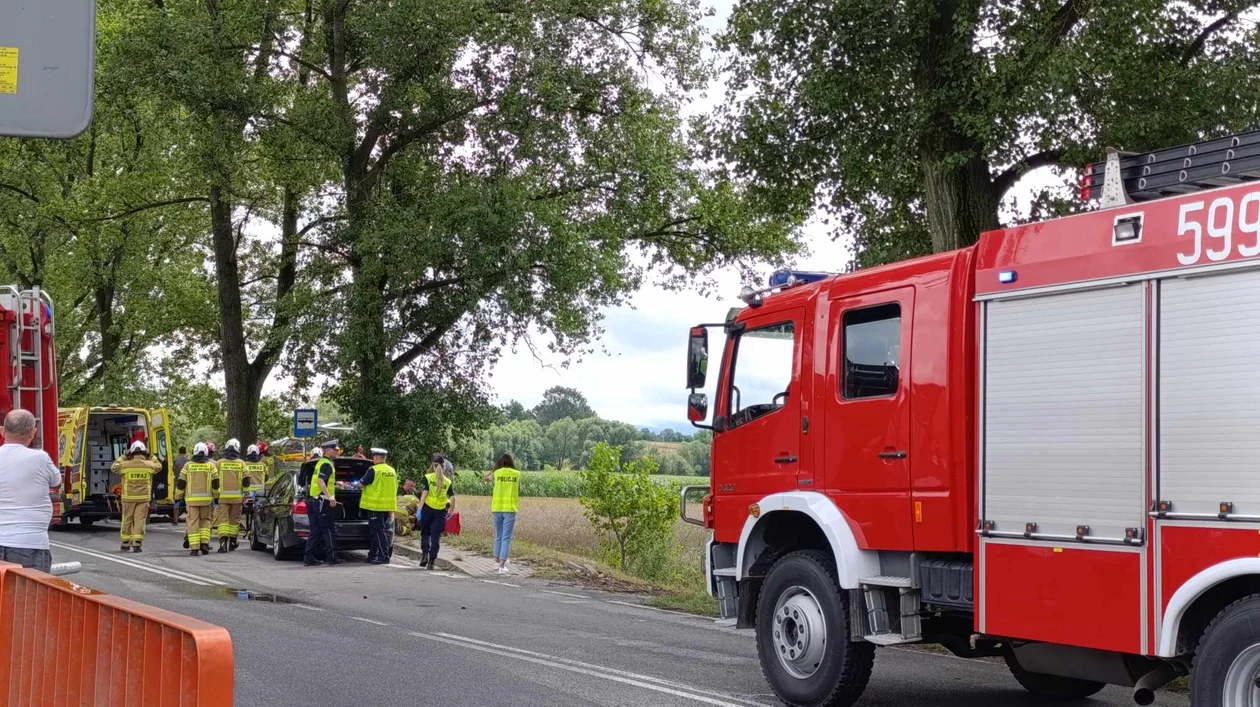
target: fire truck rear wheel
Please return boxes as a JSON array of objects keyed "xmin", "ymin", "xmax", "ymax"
[
  {"xmin": 1190, "ymin": 593, "xmax": 1260, "ymax": 706},
  {"xmin": 1002, "ymin": 644, "xmax": 1105, "ymax": 700},
  {"xmin": 756, "ymin": 550, "xmax": 874, "ymax": 707}
]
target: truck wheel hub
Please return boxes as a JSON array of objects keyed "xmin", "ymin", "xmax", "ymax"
[
  {"xmin": 1224, "ymin": 643, "xmax": 1260, "ymax": 706},
  {"xmin": 772, "ymin": 585, "xmax": 826, "ymax": 679}
]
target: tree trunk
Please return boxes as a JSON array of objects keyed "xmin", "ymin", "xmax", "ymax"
[
  {"xmin": 210, "ymin": 185, "xmax": 260, "ymax": 443},
  {"xmin": 920, "ymin": 155, "xmax": 1001, "ymax": 252}
]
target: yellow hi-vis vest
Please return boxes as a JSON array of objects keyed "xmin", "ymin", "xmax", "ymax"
[
  {"xmin": 424, "ymin": 472, "xmax": 451, "ymax": 510},
  {"xmin": 361, "ymin": 463, "xmax": 397, "ymax": 512},
  {"xmin": 114, "ymin": 457, "xmax": 161, "ymax": 503},
  {"xmin": 490, "ymin": 467, "xmax": 521, "ymax": 513},
  {"xmin": 244, "ymin": 461, "xmax": 266, "ymax": 494},
  {"xmin": 312, "ymin": 458, "xmax": 336, "ymax": 500},
  {"xmin": 178, "ymin": 462, "xmax": 218, "ymax": 507},
  {"xmin": 217, "ymin": 459, "xmax": 246, "ymax": 502}
]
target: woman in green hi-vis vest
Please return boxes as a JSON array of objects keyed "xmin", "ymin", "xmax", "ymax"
[{"xmin": 484, "ymin": 454, "xmax": 521, "ymax": 575}]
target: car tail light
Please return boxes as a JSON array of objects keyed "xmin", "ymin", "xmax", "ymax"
[{"xmin": 292, "ymin": 500, "xmax": 306, "ymax": 515}]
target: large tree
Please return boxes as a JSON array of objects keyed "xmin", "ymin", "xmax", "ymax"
[
  {"xmin": 717, "ymin": 0, "xmax": 1260, "ymax": 265},
  {"xmin": 533, "ymin": 386, "xmax": 597, "ymax": 426},
  {"xmin": 270, "ymin": 0, "xmax": 798, "ymax": 466}
]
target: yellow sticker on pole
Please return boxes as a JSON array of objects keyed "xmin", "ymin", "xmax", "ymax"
[{"xmin": 0, "ymin": 47, "xmax": 18, "ymax": 94}]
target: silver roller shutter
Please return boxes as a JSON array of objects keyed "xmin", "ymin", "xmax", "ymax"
[
  {"xmin": 1160, "ymin": 270, "xmax": 1260, "ymax": 516},
  {"xmin": 984, "ymin": 286, "xmax": 1146, "ymax": 540}
]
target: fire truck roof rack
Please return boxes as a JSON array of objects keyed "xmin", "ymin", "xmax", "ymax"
[{"xmin": 1082, "ymin": 128, "xmax": 1260, "ymax": 208}]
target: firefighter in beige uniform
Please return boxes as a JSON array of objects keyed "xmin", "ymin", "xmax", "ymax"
[
  {"xmin": 214, "ymin": 438, "xmax": 250, "ymax": 553},
  {"xmin": 111, "ymin": 441, "xmax": 162, "ymax": 553},
  {"xmin": 176, "ymin": 443, "xmax": 219, "ymax": 556}
]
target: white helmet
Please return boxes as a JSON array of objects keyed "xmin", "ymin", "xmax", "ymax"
[
  {"xmin": 193, "ymin": 442, "xmax": 209, "ymax": 457},
  {"xmin": 310, "ymin": 447, "xmax": 323, "ymax": 458},
  {"xmin": 247, "ymin": 444, "xmax": 260, "ymax": 456},
  {"xmin": 128, "ymin": 440, "xmax": 148, "ymax": 455},
  {"xmin": 225, "ymin": 438, "xmax": 241, "ymax": 452}
]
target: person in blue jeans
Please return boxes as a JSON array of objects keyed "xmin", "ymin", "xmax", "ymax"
[{"xmin": 484, "ymin": 454, "xmax": 520, "ymax": 575}]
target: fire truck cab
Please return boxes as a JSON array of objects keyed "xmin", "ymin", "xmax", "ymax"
[{"xmin": 686, "ymin": 131, "xmax": 1260, "ymax": 706}]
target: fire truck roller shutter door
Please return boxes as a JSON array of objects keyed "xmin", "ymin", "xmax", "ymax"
[
  {"xmin": 1160, "ymin": 269, "xmax": 1260, "ymax": 517},
  {"xmin": 983, "ymin": 285, "xmax": 1146, "ymax": 541},
  {"xmin": 735, "ymin": 491, "xmax": 880, "ymax": 589}
]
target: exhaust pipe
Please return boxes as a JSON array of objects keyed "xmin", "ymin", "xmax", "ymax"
[
  {"xmin": 50, "ymin": 561, "xmax": 81, "ymax": 577},
  {"xmin": 1133, "ymin": 664, "xmax": 1179, "ymax": 706}
]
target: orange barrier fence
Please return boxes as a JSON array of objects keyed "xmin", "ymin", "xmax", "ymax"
[{"xmin": 0, "ymin": 562, "xmax": 234, "ymax": 706}]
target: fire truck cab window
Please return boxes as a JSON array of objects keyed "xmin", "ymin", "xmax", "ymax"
[
  {"xmin": 727, "ymin": 321, "xmax": 795, "ymax": 427},
  {"xmin": 843, "ymin": 304, "xmax": 901, "ymax": 399}
]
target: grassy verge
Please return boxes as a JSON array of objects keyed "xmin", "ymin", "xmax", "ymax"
[{"xmin": 447, "ymin": 495, "xmax": 719, "ymax": 616}]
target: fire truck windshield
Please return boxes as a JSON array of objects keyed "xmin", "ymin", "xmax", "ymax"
[{"xmin": 727, "ymin": 321, "xmax": 795, "ymax": 425}]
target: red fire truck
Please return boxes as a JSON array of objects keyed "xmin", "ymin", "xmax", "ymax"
[
  {"xmin": 0, "ymin": 287, "xmax": 61, "ymax": 520},
  {"xmin": 683, "ymin": 130, "xmax": 1260, "ymax": 706}
]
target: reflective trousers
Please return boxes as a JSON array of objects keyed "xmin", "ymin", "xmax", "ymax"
[{"xmin": 120, "ymin": 501, "xmax": 150, "ymax": 547}]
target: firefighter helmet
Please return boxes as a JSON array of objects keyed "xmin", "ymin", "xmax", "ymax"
[
  {"xmin": 193, "ymin": 442, "xmax": 209, "ymax": 457},
  {"xmin": 129, "ymin": 440, "xmax": 148, "ymax": 455},
  {"xmin": 247, "ymin": 444, "xmax": 260, "ymax": 456},
  {"xmin": 225, "ymin": 438, "xmax": 241, "ymax": 452}
]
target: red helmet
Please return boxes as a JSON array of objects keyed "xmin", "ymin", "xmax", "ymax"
[{"xmin": 258, "ymin": 440, "xmax": 268, "ymax": 454}]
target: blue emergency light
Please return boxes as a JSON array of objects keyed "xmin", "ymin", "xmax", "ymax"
[
  {"xmin": 998, "ymin": 270, "xmax": 1018, "ymax": 284},
  {"xmin": 768, "ymin": 270, "xmax": 834, "ymax": 288}
]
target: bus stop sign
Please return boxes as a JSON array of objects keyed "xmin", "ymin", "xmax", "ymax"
[
  {"xmin": 0, "ymin": 0, "xmax": 96, "ymax": 138},
  {"xmin": 293, "ymin": 409, "xmax": 318, "ymax": 438}
]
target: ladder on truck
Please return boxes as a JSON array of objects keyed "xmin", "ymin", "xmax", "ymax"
[
  {"xmin": 1082, "ymin": 128, "xmax": 1260, "ymax": 207},
  {"xmin": 1, "ymin": 286, "xmax": 54, "ymax": 448}
]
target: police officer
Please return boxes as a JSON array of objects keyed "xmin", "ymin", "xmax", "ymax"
[
  {"xmin": 111, "ymin": 441, "xmax": 162, "ymax": 553},
  {"xmin": 304, "ymin": 440, "xmax": 343, "ymax": 567},
  {"xmin": 360, "ymin": 447, "xmax": 398, "ymax": 565},
  {"xmin": 215, "ymin": 439, "xmax": 250, "ymax": 553},
  {"xmin": 243, "ymin": 444, "xmax": 267, "ymax": 539},
  {"xmin": 176, "ymin": 443, "xmax": 219, "ymax": 556}
]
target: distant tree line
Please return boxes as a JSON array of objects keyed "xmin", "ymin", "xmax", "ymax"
[{"xmin": 451, "ymin": 387, "xmax": 711, "ymax": 475}]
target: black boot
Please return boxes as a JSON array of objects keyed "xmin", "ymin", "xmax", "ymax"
[
  {"xmin": 182, "ymin": 535, "xmax": 189, "ymax": 549},
  {"xmin": 419, "ymin": 553, "xmax": 429, "ymax": 567},
  {"xmin": 217, "ymin": 538, "xmax": 228, "ymax": 553},
  {"xmin": 121, "ymin": 543, "xmax": 129, "ymax": 552},
  {"xmin": 190, "ymin": 548, "xmax": 200, "ymax": 557},
  {"xmin": 229, "ymin": 537, "xmax": 238, "ymax": 551},
  {"xmin": 200, "ymin": 546, "xmax": 210, "ymax": 555},
  {"xmin": 426, "ymin": 557, "xmax": 436, "ymax": 571},
  {"xmin": 133, "ymin": 544, "xmax": 142, "ymax": 554}
]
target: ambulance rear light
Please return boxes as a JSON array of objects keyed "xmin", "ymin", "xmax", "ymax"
[{"xmin": 292, "ymin": 500, "xmax": 307, "ymax": 515}]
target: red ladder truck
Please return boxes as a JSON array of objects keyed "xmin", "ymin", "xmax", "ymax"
[
  {"xmin": 682, "ymin": 129, "xmax": 1260, "ymax": 707},
  {"xmin": 0, "ymin": 287, "xmax": 61, "ymax": 522}
]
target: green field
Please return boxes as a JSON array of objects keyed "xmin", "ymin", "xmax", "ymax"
[{"xmin": 453, "ymin": 470, "xmax": 709, "ymax": 498}]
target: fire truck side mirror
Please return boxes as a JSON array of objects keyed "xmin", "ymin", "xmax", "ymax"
[
  {"xmin": 687, "ymin": 393, "xmax": 709, "ymax": 423},
  {"xmin": 686, "ymin": 327, "xmax": 709, "ymax": 390}
]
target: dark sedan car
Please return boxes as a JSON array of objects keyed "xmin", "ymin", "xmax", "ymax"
[{"xmin": 248, "ymin": 456, "xmax": 374, "ymax": 560}]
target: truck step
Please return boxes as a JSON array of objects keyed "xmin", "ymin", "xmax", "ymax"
[
  {"xmin": 860, "ymin": 575, "xmax": 913, "ymax": 588},
  {"xmin": 864, "ymin": 633, "xmax": 922, "ymax": 646},
  {"xmin": 712, "ymin": 568, "xmax": 736, "ymax": 577}
]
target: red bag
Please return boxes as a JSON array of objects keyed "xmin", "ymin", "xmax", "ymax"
[{"xmin": 444, "ymin": 511, "xmax": 461, "ymax": 535}]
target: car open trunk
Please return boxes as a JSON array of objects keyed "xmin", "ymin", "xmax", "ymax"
[{"xmin": 296, "ymin": 457, "xmax": 374, "ymax": 547}]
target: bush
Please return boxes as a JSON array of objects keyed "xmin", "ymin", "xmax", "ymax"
[{"xmin": 579, "ymin": 443, "xmax": 677, "ymax": 573}]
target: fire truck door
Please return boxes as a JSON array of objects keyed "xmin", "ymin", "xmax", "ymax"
[
  {"xmin": 710, "ymin": 309, "xmax": 804, "ymax": 530},
  {"xmin": 824, "ymin": 288, "xmax": 914, "ymax": 551}
]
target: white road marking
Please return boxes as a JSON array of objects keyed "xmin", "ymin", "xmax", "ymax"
[
  {"xmin": 291, "ymin": 604, "xmax": 324, "ymax": 612},
  {"xmin": 606, "ymin": 600, "xmax": 702, "ymax": 618},
  {"xmin": 538, "ymin": 589, "xmax": 587, "ymax": 599},
  {"xmin": 348, "ymin": 616, "xmax": 390, "ymax": 626},
  {"xmin": 478, "ymin": 579, "xmax": 523, "ymax": 588},
  {"xmin": 413, "ymin": 632, "xmax": 770, "ymax": 707},
  {"xmin": 49, "ymin": 542, "xmax": 227, "ymax": 587}
]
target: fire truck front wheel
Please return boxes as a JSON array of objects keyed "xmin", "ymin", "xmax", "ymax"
[{"xmin": 756, "ymin": 550, "xmax": 874, "ymax": 707}]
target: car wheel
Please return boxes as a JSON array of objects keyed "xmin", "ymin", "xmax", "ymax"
[
  {"xmin": 250, "ymin": 516, "xmax": 268, "ymax": 552},
  {"xmin": 756, "ymin": 550, "xmax": 874, "ymax": 707},
  {"xmin": 79, "ymin": 517, "xmax": 95, "ymax": 527},
  {"xmin": 1003, "ymin": 643, "xmax": 1105, "ymax": 700}
]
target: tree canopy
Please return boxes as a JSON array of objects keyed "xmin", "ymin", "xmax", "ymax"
[{"xmin": 716, "ymin": 0, "xmax": 1260, "ymax": 266}]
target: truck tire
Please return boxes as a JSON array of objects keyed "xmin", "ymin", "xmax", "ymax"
[
  {"xmin": 1003, "ymin": 644, "xmax": 1105, "ymax": 700},
  {"xmin": 1190, "ymin": 593, "xmax": 1260, "ymax": 706},
  {"xmin": 756, "ymin": 550, "xmax": 874, "ymax": 707},
  {"xmin": 79, "ymin": 517, "xmax": 95, "ymax": 528}
]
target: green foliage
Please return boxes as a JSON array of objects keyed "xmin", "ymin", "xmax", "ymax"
[
  {"xmin": 533, "ymin": 387, "xmax": 596, "ymax": 427},
  {"xmin": 579, "ymin": 443, "xmax": 678, "ymax": 573},
  {"xmin": 455, "ymin": 468, "xmax": 706, "ymax": 498},
  {"xmin": 716, "ymin": 0, "xmax": 1260, "ymax": 263}
]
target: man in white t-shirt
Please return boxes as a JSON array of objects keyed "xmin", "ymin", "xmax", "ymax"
[{"xmin": 0, "ymin": 409, "xmax": 61, "ymax": 572}]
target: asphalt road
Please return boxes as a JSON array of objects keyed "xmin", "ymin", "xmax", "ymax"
[{"xmin": 45, "ymin": 522, "xmax": 1188, "ymax": 707}]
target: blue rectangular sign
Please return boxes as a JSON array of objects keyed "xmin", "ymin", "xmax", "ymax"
[{"xmin": 293, "ymin": 409, "xmax": 318, "ymax": 438}]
